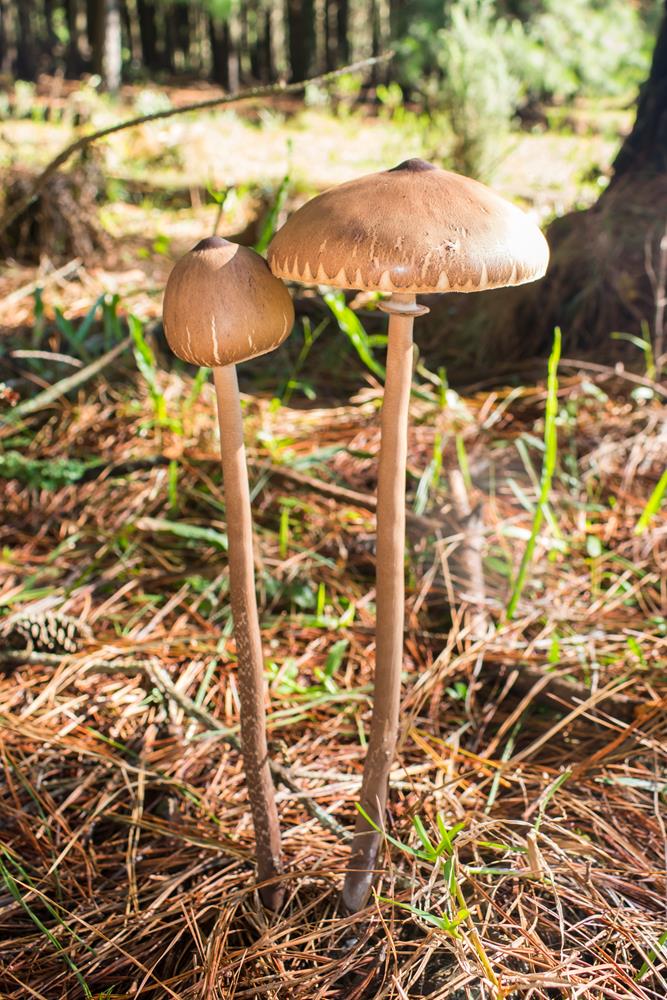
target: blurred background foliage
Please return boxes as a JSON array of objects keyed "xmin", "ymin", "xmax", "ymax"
[{"xmin": 0, "ymin": 0, "xmax": 662, "ymax": 179}]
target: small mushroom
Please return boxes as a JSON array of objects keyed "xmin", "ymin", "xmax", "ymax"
[
  {"xmin": 163, "ymin": 236, "xmax": 294, "ymax": 908},
  {"xmin": 267, "ymin": 159, "xmax": 549, "ymax": 911}
]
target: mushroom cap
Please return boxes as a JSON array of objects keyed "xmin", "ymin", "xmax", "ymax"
[
  {"xmin": 268, "ymin": 159, "xmax": 549, "ymax": 294},
  {"xmin": 163, "ymin": 237, "xmax": 294, "ymax": 367}
]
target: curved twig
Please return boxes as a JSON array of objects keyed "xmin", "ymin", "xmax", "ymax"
[{"xmin": 0, "ymin": 54, "xmax": 393, "ymax": 239}]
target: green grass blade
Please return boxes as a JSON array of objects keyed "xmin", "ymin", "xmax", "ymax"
[
  {"xmin": 0, "ymin": 857, "xmax": 92, "ymax": 997},
  {"xmin": 254, "ymin": 167, "xmax": 291, "ymax": 254},
  {"xmin": 135, "ymin": 516, "xmax": 228, "ymax": 550},
  {"xmin": 634, "ymin": 467, "xmax": 667, "ymax": 535},
  {"xmin": 506, "ymin": 327, "xmax": 561, "ymax": 620},
  {"xmin": 323, "ymin": 291, "xmax": 386, "ymax": 381}
]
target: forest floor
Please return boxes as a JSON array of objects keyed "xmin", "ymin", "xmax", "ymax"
[{"xmin": 0, "ymin": 83, "xmax": 666, "ymax": 998}]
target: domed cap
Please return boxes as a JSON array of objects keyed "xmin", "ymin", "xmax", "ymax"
[
  {"xmin": 268, "ymin": 159, "xmax": 549, "ymax": 294},
  {"xmin": 163, "ymin": 237, "xmax": 294, "ymax": 367}
]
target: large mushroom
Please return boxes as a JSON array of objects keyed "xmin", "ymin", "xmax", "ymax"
[
  {"xmin": 267, "ymin": 159, "xmax": 549, "ymax": 911},
  {"xmin": 163, "ymin": 236, "xmax": 294, "ymax": 908}
]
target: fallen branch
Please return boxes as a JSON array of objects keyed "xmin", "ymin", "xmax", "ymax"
[{"xmin": 0, "ymin": 54, "xmax": 393, "ymax": 239}]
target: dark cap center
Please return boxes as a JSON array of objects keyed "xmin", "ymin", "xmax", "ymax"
[
  {"xmin": 193, "ymin": 235, "xmax": 229, "ymax": 252},
  {"xmin": 389, "ymin": 158, "xmax": 437, "ymax": 173}
]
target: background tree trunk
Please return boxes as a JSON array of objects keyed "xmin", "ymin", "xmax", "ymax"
[
  {"xmin": 65, "ymin": 0, "xmax": 84, "ymax": 76},
  {"xmin": 136, "ymin": 0, "xmax": 158, "ymax": 69},
  {"xmin": 43, "ymin": 0, "xmax": 59, "ymax": 69},
  {"xmin": 209, "ymin": 16, "xmax": 230, "ymax": 89},
  {"xmin": 91, "ymin": 0, "xmax": 122, "ymax": 91},
  {"xmin": 16, "ymin": 0, "xmax": 37, "ymax": 79},
  {"xmin": 609, "ymin": 2, "xmax": 667, "ymax": 182},
  {"xmin": 0, "ymin": 0, "xmax": 9, "ymax": 76},
  {"xmin": 103, "ymin": 0, "xmax": 122, "ymax": 91},
  {"xmin": 337, "ymin": 0, "xmax": 349, "ymax": 65},
  {"xmin": 287, "ymin": 0, "xmax": 314, "ymax": 80}
]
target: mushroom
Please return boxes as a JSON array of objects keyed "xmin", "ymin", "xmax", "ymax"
[
  {"xmin": 267, "ymin": 159, "xmax": 549, "ymax": 911},
  {"xmin": 163, "ymin": 236, "xmax": 294, "ymax": 908}
]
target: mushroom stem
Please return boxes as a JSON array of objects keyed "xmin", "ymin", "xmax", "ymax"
[
  {"xmin": 213, "ymin": 364, "xmax": 283, "ymax": 909},
  {"xmin": 343, "ymin": 292, "xmax": 424, "ymax": 913}
]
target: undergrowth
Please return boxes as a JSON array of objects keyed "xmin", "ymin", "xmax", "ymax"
[{"xmin": 0, "ymin": 310, "xmax": 665, "ymax": 997}]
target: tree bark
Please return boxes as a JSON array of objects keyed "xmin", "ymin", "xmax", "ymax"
[
  {"xmin": 86, "ymin": 0, "xmax": 97, "ymax": 54},
  {"xmin": 227, "ymin": 11, "xmax": 240, "ymax": 92},
  {"xmin": 609, "ymin": 0, "xmax": 667, "ymax": 183},
  {"xmin": 0, "ymin": 0, "xmax": 9, "ymax": 76},
  {"xmin": 90, "ymin": 0, "xmax": 122, "ymax": 91},
  {"xmin": 65, "ymin": 0, "xmax": 84, "ymax": 76},
  {"xmin": 16, "ymin": 0, "xmax": 37, "ymax": 79},
  {"xmin": 261, "ymin": 9, "xmax": 273, "ymax": 82},
  {"xmin": 337, "ymin": 0, "xmax": 349, "ymax": 65},
  {"xmin": 169, "ymin": 0, "xmax": 190, "ymax": 72},
  {"xmin": 209, "ymin": 16, "xmax": 230, "ymax": 89},
  {"xmin": 421, "ymin": 1, "xmax": 667, "ymax": 374},
  {"xmin": 287, "ymin": 0, "xmax": 314, "ymax": 81},
  {"xmin": 136, "ymin": 0, "xmax": 158, "ymax": 68},
  {"xmin": 44, "ymin": 0, "xmax": 59, "ymax": 67},
  {"xmin": 122, "ymin": 0, "xmax": 139, "ymax": 66}
]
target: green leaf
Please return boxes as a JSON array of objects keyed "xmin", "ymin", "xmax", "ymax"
[
  {"xmin": 136, "ymin": 516, "xmax": 228, "ymax": 550},
  {"xmin": 324, "ymin": 291, "xmax": 386, "ymax": 381},
  {"xmin": 324, "ymin": 638, "xmax": 348, "ymax": 677}
]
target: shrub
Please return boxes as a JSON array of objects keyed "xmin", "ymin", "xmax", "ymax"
[
  {"xmin": 402, "ymin": 0, "xmax": 519, "ymax": 179},
  {"xmin": 396, "ymin": 0, "xmax": 658, "ymax": 178},
  {"xmin": 502, "ymin": 0, "xmax": 655, "ymax": 104}
]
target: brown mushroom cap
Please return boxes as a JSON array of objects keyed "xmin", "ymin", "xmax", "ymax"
[
  {"xmin": 268, "ymin": 159, "xmax": 549, "ymax": 294},
  {"xmin": 163, "ymin": 237, "xmax": 294, "ymax": 367}
]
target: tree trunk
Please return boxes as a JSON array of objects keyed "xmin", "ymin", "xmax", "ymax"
[
  {"xmin": 0, "ymin": 0, "xmax": 9, "ymax": 76},
  {"xmin": 262, "ymin": 9, "xmax": 273, "ymax": 82},
  {"xmin": 238, "ymin": 1, "xmax": 251, "ymax": 82},
  {"xmin": 89, "ymin": 0, "xmax": 104, "ymax": 72},
  {"xmin": 287, "ymin": 0, "xmax": 314, "ymax": 81},
  {"xmin": 227, "ymin": 12, "xmax": 240, "ymax": 92},
  {"xmin": 91, "ymin": 0, "xmax": 122, "ymax": 91},
  {"xmin": 325, "ymin": 1, "xmax": 336, "ymax": 71},
  {"xmin": 44, "ymin": 0, "xmax": 59, "ymax": 68},
  {"xmin": 421, "ymin": 1, "xmax": 667, "ymax": 376},
  {"xmin": 122, "ymin": 0, "xmax": 139, "ymax": 66},
  {"xmin": 16, "ymin": 0, "xmax": 37, "ymax": 79},
  {"xmin": 104, "ymin": 0, "xmax": 122, "ymax": 90},
  {"xmin": 209, "ymin": 14, "xmax": 239, "ymax": 92},
  {"xmin": 337, "ymin": 0, "xmax": 349, "ymax": 65},
  {"xmin": 371, "ymin": 0, "xmax": 380, "ymax": 82},
  {"xmin": 65, "ymin": 0, "xmax": 84, "ymax": 76},
  {"xmin": 86, "ymin": 0, "xmax": 96, "ymax": 54},
  {"xmin": 609, "ymin": 2, "xmax": 667, "ymax": 183},
  {"xmin": 209, "ymin": 15, "xmax": 230, "ymax": 89},
  {"xmin": 249, "ymin": 6, "xmax": 272, "ymax": 83},
  {"xmin": 136, "ymin": 0, "xmax": 158, "ymax": 68},
  {"xmin": 168, "ymin": 0, "xmax": 190, "ymax": 72}
]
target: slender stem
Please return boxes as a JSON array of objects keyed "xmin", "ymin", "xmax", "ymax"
[
  {"xmin": 342, "ymin": 294, "xmax": 415, "ymax": 912},
  {"xmin": 213, "ymin": 365, "xmax": 283, "ymax": 908}
]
